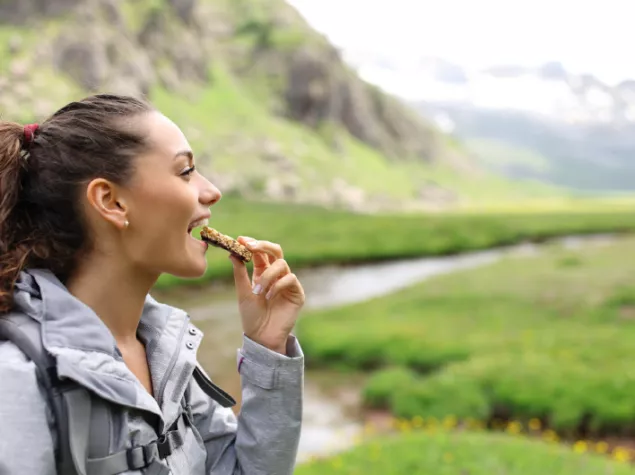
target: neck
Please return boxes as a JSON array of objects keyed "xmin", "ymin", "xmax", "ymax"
[{"xmin": 66, "ymin": 253, "xmax": 159, "ymax": 346}]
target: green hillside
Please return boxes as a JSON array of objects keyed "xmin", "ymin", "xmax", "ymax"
[{"xmin": 0, "ymin": 0, "xmax": 561, "ymax": 211}]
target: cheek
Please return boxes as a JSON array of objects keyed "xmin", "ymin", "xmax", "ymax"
[
  {"xmin": 125, "ymin": 182, "xmax": 198, "ymax": 270},
  {"xmin": 133, "ymin": 180, "xmax": 196, "ymax": 222},
  {"xmin": 127, "ymin": 181, "xmax": 198, "ymax": 260}
]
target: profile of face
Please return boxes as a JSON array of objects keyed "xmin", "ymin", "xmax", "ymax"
[{"xmin": 85, "ymin": 112, "xmax": 221, "ymax": 279}]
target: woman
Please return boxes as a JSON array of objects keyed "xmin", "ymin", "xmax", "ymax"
[{"xmin": 0, "ymin": 94, "xmax": 305, "ymax": 474}]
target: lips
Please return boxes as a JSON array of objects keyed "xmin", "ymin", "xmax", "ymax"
[{"xmin": 187, "ymin": 217, "xmax": 209, "ymax": 234}]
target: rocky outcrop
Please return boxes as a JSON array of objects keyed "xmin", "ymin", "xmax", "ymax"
[
  {"xmin": 0, "ymin": 0, "xmax": 465, "ymax": 212},
  {"xmin": 0, "ymin": 0, "xmax": 81, "ymax": 25},
  {"xmin": 1, "ymin": 0, "xmax": 213, "ymax": 98},
  {"xmin": 1, "ymin": 0, "xmax": 443, "ymax": 167},
  {"xmin": 282, "ymin": 46, "xmax": 441, "ymax": 162},
  {"xmin": 167, "ymin": 0, "xmax": 197, "ymax": 23}
]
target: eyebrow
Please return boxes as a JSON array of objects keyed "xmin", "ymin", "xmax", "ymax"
[{"xmin": 174, "ymin": 150, "xmax": 194, "ymax": 161}]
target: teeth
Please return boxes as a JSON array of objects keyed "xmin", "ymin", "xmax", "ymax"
[{"xmin": 189, "ymin": 218, "xmax": 209, "ymax": 231}]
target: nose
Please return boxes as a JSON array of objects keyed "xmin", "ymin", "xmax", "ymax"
[{"xmin": 197, "ymin": 174, "xmax": 222, "ymax": 206}]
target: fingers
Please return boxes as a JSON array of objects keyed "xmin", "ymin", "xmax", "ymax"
[
  {"xmin": 238, "ymin": 236, "xmax": 284, "ymax": 262},
  {"xmin": 252, "ymin": 259, "xmax": 290, "ymax": 296},
  {"xmin": 263, "ymin": 273, "xmax": 305, "ymax": 303},
  {"xmin": 249, "ymin": 252, "xmax": 270, "ymax": 284},
  {"xmin": 229, "ymin": 254, "xmax": 252, "ymax": 302}
]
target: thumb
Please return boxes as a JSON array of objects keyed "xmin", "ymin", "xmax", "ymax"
[{"xmin": 229, "ymin": 255, "xmax": 252, "ymax": 300}]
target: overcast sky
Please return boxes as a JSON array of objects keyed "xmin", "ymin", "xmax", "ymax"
[{"xmin": 287, "ymin": 0, "xmax": 633, "ymax": 85}]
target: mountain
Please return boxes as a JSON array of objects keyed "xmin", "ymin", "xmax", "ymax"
[
  {"xmin": 0, "ymin": 0, "xmax": 560, "ymax": 212},
  {"xmin": 345, "ymin": 53, "xmax": 635, "ymax": 192}
]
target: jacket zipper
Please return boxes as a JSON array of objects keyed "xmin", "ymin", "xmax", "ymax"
[{"xmin": 156, "ymin": 312, "xmax": 189, "ymax": 411}]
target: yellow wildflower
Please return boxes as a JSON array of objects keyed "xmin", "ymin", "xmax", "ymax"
[
  {"xmin": 542, "ymin": 429, "xmax": 559, "ymax": 443},
  {"xmin": 443, "ymin": 415, "xmax": 457, "ymax": 429},
  {"xmin": 506, "ymin": 421, "xmax": 522, "ymax": 435},
  {"xmin": 613, "ymin": 447, "xmax": 631, "ymax": 463},
  {"xmin": 573, "ymin": 440, "xmax": 588, "ymax": 453}
]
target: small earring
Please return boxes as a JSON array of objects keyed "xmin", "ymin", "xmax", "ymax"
[{"xmin": 124, "ymin": 220, "xmax": 129, "ymax": 228}]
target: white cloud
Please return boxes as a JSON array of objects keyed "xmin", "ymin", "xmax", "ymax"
[{"xmin": 287, "ymin": 0, "xmax": 635, "ymax": 84}]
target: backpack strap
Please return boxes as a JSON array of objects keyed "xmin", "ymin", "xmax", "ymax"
[
  {"xmin": 64, "ymin": 388, "xmax": 92, "ymax": 475},
  {"xmin": 85, "ymin": 415, "xmax": 185, "ymax": 475},
  {"xmin": 81, "ymin": 365, "xmax": 235, "ymax": 474},
  {"xmin": 88, "ymin": 393, "xmax": 112, "ymax": 461},
  {"xmin": 0, "ymin": 312, "xmax": 78, "ymax": 475}
]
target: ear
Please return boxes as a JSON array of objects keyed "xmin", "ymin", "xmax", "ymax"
[{"xmin": 85, "ymin": 178, "xmax": 129, "ymax": 230}]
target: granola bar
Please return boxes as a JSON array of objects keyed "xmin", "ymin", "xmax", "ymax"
[{"xmin": 200, "ymin": 226, "xmax": 253, "ymax": 263}]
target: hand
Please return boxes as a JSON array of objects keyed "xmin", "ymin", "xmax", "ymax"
[{"xmin": 228, "ymin": 236, "xmax": 305, "ymax": 354}]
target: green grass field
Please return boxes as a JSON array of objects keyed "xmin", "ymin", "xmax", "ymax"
[
  {"xmin": 155, "ymin": 197, "xmax": 635, "ymax": 289},
  {"xmin": 296, "ymin": 235, "xmax": 635, "ymax": 438},
  {"xmin": 295, "ymin": 429, "xmax": 635, "ymax": 475}
]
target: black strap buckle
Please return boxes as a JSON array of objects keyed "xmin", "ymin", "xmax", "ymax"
[
  {"xmin": 125, "ymin": 414, "xmax": 186, "ymax": 469},
  {"xmin": 156, "ymin": 433, "xmax": 174, "ymax": 459}
]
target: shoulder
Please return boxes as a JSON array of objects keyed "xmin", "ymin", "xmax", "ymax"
[
  {"xmin": 0, "ymin": 339, "xmax": 55, "ymax": 427},
  {"xmin": 0, "ymin": 338, "xmax": 32, "ymax": 364},
  {"xmin": 0, "ymin": 339, "xmax": 41, "ymax": 387},
  {"xmin": 0, "ymin": 339, "xmax": 52, "ymax": 422},
  {"xmin": 0, "ymin": 343, "xmax": 57, "ymax": 474},
  {"xmin": 0, "ymin": 339, "xmax": 52, "ymax": 415}
]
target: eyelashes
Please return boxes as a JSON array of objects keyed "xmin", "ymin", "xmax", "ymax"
[{"xmin": 180, "ymin": 165, "xmax": 196, "ymax": 177}]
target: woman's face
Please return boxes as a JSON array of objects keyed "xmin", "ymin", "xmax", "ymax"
[{"xmin": 112, "ymin": 111, "xmax": 221, "ymax": 279}]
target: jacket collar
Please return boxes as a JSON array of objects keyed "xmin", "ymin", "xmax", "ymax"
[
  {"xmin": 16, "ymin": 268, "xmax": 171, "ymax": 357},
  {"xmin": 13, "ymin": 268, "xmax": 204, "ymax": 427}
]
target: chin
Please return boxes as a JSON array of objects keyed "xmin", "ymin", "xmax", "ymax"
[{"xmin": 170, "ymin": 257, "xmax": 209, "ymax": 279}]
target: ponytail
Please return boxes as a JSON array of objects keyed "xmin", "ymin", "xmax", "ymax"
[
  {"xmin": 0, "ymin": 121, "xmax": 33, "ymax": 313},
  {"xmin": 0, "ymin": 95, "xmax": 154, "ymax": 314}
]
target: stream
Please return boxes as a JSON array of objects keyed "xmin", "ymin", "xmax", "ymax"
[{"xmin": 155, "ymin": 233, "xmax": 616, "ymax": 463}]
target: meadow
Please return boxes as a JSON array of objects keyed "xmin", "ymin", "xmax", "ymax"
[{"xmin": 292, "ymin": 234, "xmax": 635, "ymax": 473}]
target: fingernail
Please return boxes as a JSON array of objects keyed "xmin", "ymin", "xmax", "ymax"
[
  {"xmin": 252, "ymin": 284, "xmax": 263, "ymax": 295},
  {"xmin": 265, "ymin": 289, "xmax": 273, "ymax": 300},
  {"xmin": 245, "ymin": 240, "xmax": 258, "ymax": 248}
]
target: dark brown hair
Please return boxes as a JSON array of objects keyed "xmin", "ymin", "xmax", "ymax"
[{"xmin": 0, "ymin": 94, "xmax": 155, "ymax": 313}]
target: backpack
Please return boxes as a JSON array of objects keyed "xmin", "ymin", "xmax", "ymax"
[{"xmin": 0, "ymin": 311, "xmax": 237, "ymax": 475}]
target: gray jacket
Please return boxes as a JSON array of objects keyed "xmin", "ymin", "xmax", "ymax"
[{"xmin": 0, "ymin": 269, "xmax": 304, "ymax": 474}]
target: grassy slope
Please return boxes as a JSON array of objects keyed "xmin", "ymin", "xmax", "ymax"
[
  {"xmin": 149, "ymin": 62, "xmax": 560, "ymax": 206},
  {"xmin": 1, "ymin": 0, "xmax": 570, "ymax": 207},
  {"xmin": 0, "ymin": 20, "xmax": 83, "ymax": 123},
  {"xmin": 296, "ymin": 235, "xmax": 635, "ymax": 436},
  {"xmin": 296, "ymin": 429, "xmax": 635, "ymax": 475}
]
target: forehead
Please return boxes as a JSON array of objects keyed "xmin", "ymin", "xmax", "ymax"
[{"xmin": 142, "ymin": 111, "xmax": 191, "ymax": 157}]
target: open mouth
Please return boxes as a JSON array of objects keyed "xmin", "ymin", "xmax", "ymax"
[{"xmin": 187, "ymin": 218, "xmax": 209, "ymax": 236}]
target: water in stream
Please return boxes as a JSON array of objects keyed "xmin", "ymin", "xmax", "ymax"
[{"xmin": 156, "ymin": 233, "xmax": 615, "ymax": 462}]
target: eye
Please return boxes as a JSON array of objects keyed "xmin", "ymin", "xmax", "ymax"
[{"xmin": 180, "ymin": 165, "xmax": 196, "ymax": 178}]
